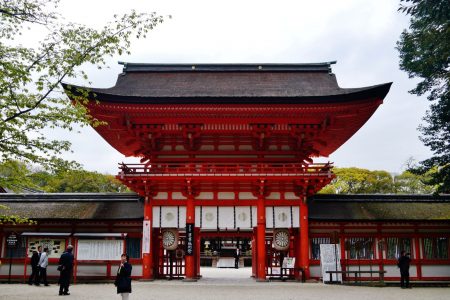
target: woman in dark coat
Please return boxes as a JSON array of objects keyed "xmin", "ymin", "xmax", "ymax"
[{"xmin": 114, "ymin": 253, "xmax": 132, "ymax": 300}]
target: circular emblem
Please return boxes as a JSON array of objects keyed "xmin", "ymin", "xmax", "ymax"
[
  {"xmin": 162, "ymin": 229, "xmax": 179, "ymax": 250},
  {"xmin": 205, "ymin": 212, "xmax": 214, "ymax": 222},
  {"xmin": 238, "ymin": 212, "xmax": 247, "ymax": 222},
  {"xmin": 273, "ymin": 229, "xmax": 290, "ymax": 251},
  {"xmin": 278, "ymin": 212, "xmax": 287, "ymax": 222},
  {"xmin": 165, "ymin": 212, "xmax": 175, "ymax": 221}
]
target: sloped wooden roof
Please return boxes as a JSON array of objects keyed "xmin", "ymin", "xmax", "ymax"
[
  {"xmin": 1, "ymin": 193, "xmax": 449, "ymax": 222},
  {"xmin": 62, "ymin": 62, "xmax": 391, "ymax": 104}
]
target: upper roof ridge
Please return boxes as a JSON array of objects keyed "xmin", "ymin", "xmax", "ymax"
[{"xmin": 118, "ymin": 61, "xmax": 337, "ymax": 73}]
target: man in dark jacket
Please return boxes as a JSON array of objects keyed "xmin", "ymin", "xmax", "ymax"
[
  {"xmin": 398, "ymin": 251, "xmax": 411, "ymax": 288},
  {"xmin": 28, "ymin": 247, "xmax": 41, "ymax": 285},
  {"xmin": 58, "ymin": 245, "xmax": 74, "ymax": 296},
  {"xmin": 114, "ymin": 253, "xmax": 132, "ymax": 300}
]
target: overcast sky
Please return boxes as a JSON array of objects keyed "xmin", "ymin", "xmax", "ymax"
[{"xmin": 50, "ymin": 0, "xmax": 431, "ymax": 174}]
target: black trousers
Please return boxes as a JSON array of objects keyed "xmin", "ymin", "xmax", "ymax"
[
  {"xmin": 28, "ymin": 266, "xmax": 39, "ymax": 284},
  {"xmin": 400, "ymin": 270, "xmax": 409, "ymax": 288},
  {"xmin": 38, "ymin": 267, "xmax": 48, "ymax": 285},
  {"xmin": 59, "ymin": 272, "xmax": 71, "ymax": 294}
]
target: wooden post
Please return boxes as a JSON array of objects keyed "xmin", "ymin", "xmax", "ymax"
[
  {"xmin": 299, "ymin": 197, "xmax": 310, "ymax": 279},
  {"xmin": 256, "ymin": 192, "xmax": 267, "ymax": 281},
  {"xmin": 142, "ymin": 197, "xmax": 154, "ymax": 280}
]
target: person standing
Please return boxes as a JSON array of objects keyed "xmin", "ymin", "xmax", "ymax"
[
  {"xmin": 398, "ymin": 250, "xmax": 411, "ymax": 289},
  {"xmin": 58, "ymin": 245, "xmax": 74, "ymax": 296},
  {"xmin": 34, "ymin": 246, "xmax": 43, "ymax": 286},
  {"xmin": 234, "ymin": 247, "xmax": 240, "ymax": 269},
  {"xmin": 114, "ymin": 254, "xmax": 132, "ymax": 300},
  {"xmin": 28, "ymin": 249, "xmax": 40, "ymax": 285},
  {"xmin": 38, "ymin": 247, "xmax": 49, "ymax": 286}
]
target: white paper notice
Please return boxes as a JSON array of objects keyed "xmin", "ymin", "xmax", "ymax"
[
  {"xmin": 142, "ymin": 220, "xmax": 151, "ymax": 254},
  {"xmin": 77, "ymin": 240, "xmax": 123, "ymax": 260},
  {"xmin": 320, "ymin": 244, "xmax": 342, "ymax": 283}
]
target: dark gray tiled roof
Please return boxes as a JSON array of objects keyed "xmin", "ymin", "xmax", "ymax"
[
  {"xmin": 309, "ymin": 194, "xmax": 450, "ymax": 221},
  {"xmin": 62, "ymin": 62, "xmax": 391, "ymax": 104},
  {"xmin": 0, "ymin": 193, "xmax": 143, "ymax": 220},
  {"xmin": 1, "ymin": 193, "xmax": 449, "ymax": 221}
]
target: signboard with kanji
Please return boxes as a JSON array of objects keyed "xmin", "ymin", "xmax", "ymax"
[
  {"xmin": 185, "ymin": 223, "xmax": 194, "ymax": 256},
  {"xmin": 6, "ymin": 232, "xmax": 18, "ymax": 248}
]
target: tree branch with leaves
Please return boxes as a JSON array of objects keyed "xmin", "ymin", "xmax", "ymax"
[{"xmin": 0, "ymin": 0, "xmax": 168, "ymax": 175}]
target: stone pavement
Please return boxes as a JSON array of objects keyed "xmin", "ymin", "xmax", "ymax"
[{"xmin": 0, "ymin": 268, "xmax": 448, "ymax": 300}]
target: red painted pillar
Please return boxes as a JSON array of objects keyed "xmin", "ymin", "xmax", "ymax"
[
  {"xmin": 299, "ymin": 198, "xmax": 310, "ymax": 279},
  {"xmin": 142, "ymin": 197, "xmax": 154, "ymax": 280},
  {"xmin": 256, "ymin": 194, "xmax": 267, "ymax": 281},
  {"xmin": 195, "ymin": 227, "xmax": 201, "ymax": 278},
  {"xmin": 184, "ymin": 194, "xmax": 197, "ymax": 281}
]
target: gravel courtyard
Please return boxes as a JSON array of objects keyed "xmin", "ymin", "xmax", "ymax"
[{"xmin": 1, "ymin": 268, "xmax": 448, "ymax": 300}]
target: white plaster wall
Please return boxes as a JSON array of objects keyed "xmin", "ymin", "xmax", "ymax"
[
  {"xmin": 76, "ymin": 265, "xmax": 107, "ymax": 277},
  {"xmin": 285, "ymin": 192, "xmax": 298, "ymax": 200},
  {"xmin": 422, "ymin": 265, "xmax": 450, "ymax": 277},
  {"xmin": 251, "ymin": 206, "xmax": 257, "ymax": 228},
  {"xmin": 239, "ymin": 192, "xmax": 257, "ymax": 200},
  {"xmin": 218, "ymin": 192, "xmax": 235, "ymax": 200},
  {"xmin": 265, "ymin": 206, "xmax": 299, "ymax": 228},
  {"xmin": 131, "ymin": 264, "xmax": 143, "ymax": 277},
  {"xmin": 384, "ymin": 265, "xmax": 417, "ymax": 277},
  {"xmin": 197, "ymin": 192, "xmax": 214, "ymax": 200},
  {"xmin": 201, "ymin": 206, "xmax": 218, "ymax": 229},
  {"xmin": 153, "ymin": 192, "xmax": 168, "ymax": 200},
  {"xmin": 195, "ymin": 206, "xmax": 201, "ymax": 227},
  {"xmin": 235, "ymin": 206, "xmax": 253, "ymax": 229},
  {"xmin": 160, "ymin": 206, "xmax": 179, "ymax": 228},
  {"xmin": 218, "ymin": 207, "xmax": 234, "ymax": 229},
  {"xmin": 266, "ymin": 192, "xmax": 280, "ymax": 200},
  {"xmin": 152, "ymin": 206, "xmax": 160, "ymax": 227},
  {"xmin": 0, "ymin": 264, "xmax": 24, "ymax": 276},
  {"xmin": 172, "ymin": 192, "xmax": 186, "ymax": 200}
]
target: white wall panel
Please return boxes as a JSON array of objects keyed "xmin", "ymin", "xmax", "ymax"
[
  {"xmin": 179, "ymin": 206, "xmax": 186, "ymax": 227},
  {"xmin": 160, "ymin": 206, "xmax": 178, "ymax": 228},
  {"xmin": 218, "ymin": 192, "xmax": 235, "ymax": 199},
  {"xmin": 292, "ymin": 206, "xmax": 300, "ymax": 228},
  {"xmin": 152, "ymin": 206, "xmax": 160, "ymax": 227},
  {"xmin": 274, "ymin": 206, "xmax": 291, "ymax": 228},
  {"xmin": 76, "ymin": 265, "xmax": 107, "ymax": 277},
  {"xmin": 201, "ymin": 206, "xmax": 218, "ymax": 229},
  {"xmin": 239, "ymin": 192, "xmax": 257, "ymax": 200},
  {"xmin": 266, "ymin": 207, "xmax": 274, "ymax": 228},
  {"xmin": 195, "ymin": 206, "xmax": 201, "ymax": 227},
  {"xmin": 251, "ymin": 206, "xmax": 257, "ymax": 227},
  {"xmin": 422, "ymin": 265, "xmax": 450, "ymax": 277},
  {"xmin": 266, "ymin": 192, "xmax": 281, "ymax": 200},
  {"xmin": 236, "ymin": 206, "xmax": 252, "ymax": 229},
  {"xmin": 218, "ymin": 207, "xmax": 234, "ymax": 229}
]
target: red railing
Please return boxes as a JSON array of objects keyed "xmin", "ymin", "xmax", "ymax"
[{"xmin": 118, "ymin": 162, "xmax": 333, "ymax": 178}]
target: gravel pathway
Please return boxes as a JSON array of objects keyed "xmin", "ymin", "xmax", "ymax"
[{"xmin": 1, "ymin": 268, "xmax": 448, "ymax": 300}]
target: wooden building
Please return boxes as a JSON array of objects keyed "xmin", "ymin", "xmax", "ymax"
[{"xmin": 1, "ymin": 62, "xmax": 449, "ymax": 282}]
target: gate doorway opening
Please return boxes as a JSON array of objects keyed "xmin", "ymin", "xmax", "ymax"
[{"xmin": 199, "ymin": 231, "xmax": 253, "ymax": 280}]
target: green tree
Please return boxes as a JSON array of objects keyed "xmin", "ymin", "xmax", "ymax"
[
  {"xmin": 0, "ymin": 160, "xmax": 38, "ymax": 191},
  {"xmin": 394, "ymin": 170, "xmax": 435, "ymax": 194},
  {"xmin": 397, "ymin": 0, "xmax": 450, "ymax": 193},
  {"xmin": 319, "ymin": 167, "xmax": 394, "ymax": 194},
  {"xmin": 0, "ymin": 0, "xmax": 166, "ymax": 171},
  {"xmin": 45, "ymin": 169, "xmax": 128, "ymax": 193}
]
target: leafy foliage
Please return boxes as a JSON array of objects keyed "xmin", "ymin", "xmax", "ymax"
[
  {"xmin": 0, "ymin": 204, "xmax": 36, "ymax": 225},
  {"xmin": 0, "ymin": 160, "xmax": 128, "ymax": 192},
  {"xmin": 397, "ymin": 0, "xmax": 450, "ymax": 193},
  {"xmin": 319, "ymin": 167, "xmax": 435, "ymax": 194},
  {"xmin": 0, "ymin": 0, "xmax": 167, "ymax": 171}
]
